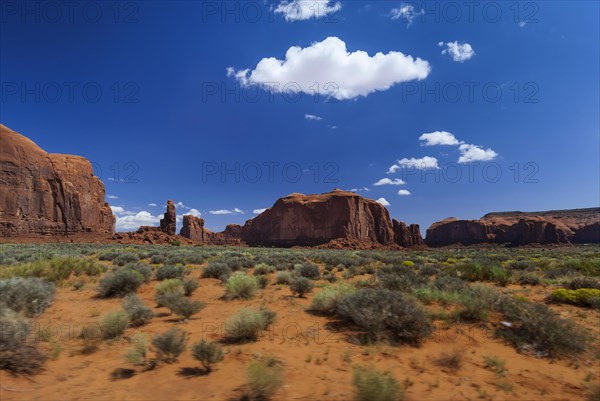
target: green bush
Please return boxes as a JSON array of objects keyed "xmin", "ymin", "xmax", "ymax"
[
  {"xmin": 123, "ymin": 262, "xmax": 152, "ymax": 282},
  {"xmin": 122, "ymin": 294, "xmax": 154, "ymax": 327},
  {"xmin": 550, "ymin": 288, "xmax": 600, "ymax": 306},
  {"xmin": 297, "ymin": 263, "xmax": 320, "ymax": 279},
  {"xmin": 156, "ymin": 265, "xmax": 186, "ymax": 280},
  {"xmin": 376, "ymin": 268, "xmax": 427, "ymax": 292},
  {"xmin": 101, "ymin": 311, "xmax": 130, "ymax": 339},
  {"xmin": 245, "ymin": 360, "xmax": 283, "ymax": 401},
  {"xmin": 225, "ymin": 307, "xmax": 275, "ymax": 342},
  {"xmin": 0, "ymin": 307, "xmax": 47, "ymax": 375},
  {"xmin": 225, "ymin": 272, "xmax": 259, "ymax": 300},
  {"xmin": 152, "ymin": 328, "xmax": 187, "ymax": 363},
  {"xmin": 336, "ymin": 289, "xmax": 432, "ymax": 345},
  {"xmin": 275, "ymin": 271, "xmax": 292, "ymax": 285},
  {"xmin": 566, "ymin": 277, "xmax": 600, "ymax": 290},
  {"xmin": 253, "ymin": 263, "xmax": 275, "ymax": 275},
  {"xmin": 98, "ymin": 269, "xmax": 144, "ymax": 298},
  {"xmin": 191, "ymin": 340, "xmax": 224, "ymax": 372},
  {"xmin": 155, "ymin": 279, "xmax": 184, "ymax": 306},
  {"xmin": 165, "ymin": 295, "xmax": 205, "ymax": 319},
  {"xmin": 0, "ymin": 278, "xmax": 55, "ymax": 316},
  {"xmin": 183, "ymin": 278, "xmax": 199, "ymax": 296},
  {"xmin": 113, "ymin": 253, "xmax": 140, "ymax": 266},
  {"xmin": 150, "ymin": 254, "xmax": 167, "ymax": 264},
  {"xmin": 310, "ymin": 284, "xmax": 356, "ymax": 313},
  {"xmin": 0, "ymin": 257, "xmax": 103, "ymax": 283},
  {"xmin": 352, "ymin": 365, "xmax": 403, "ymax": 401},
  {"xmin": 289, "ymin": 277, "xmax": 314, "ymax": 297},
  {"xmin": 202, "ymin": 262, "xmax": 232, "ymax": 281},
  {"xmin": 125, "ymin": 333, "xmax": 148, "ymax": 366}
]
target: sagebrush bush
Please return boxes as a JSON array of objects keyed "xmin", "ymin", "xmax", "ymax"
[
  {"xmin": 289, "ymin": 277, "xmax": 314, "ymax": 297},
  {"xmin": 435, "ymin": 349, "xmax": 463, "ymax": 371},
  {"xmin": 0, "ymin": 278, "xmax": 55, "ymax": 316},
  {"xmin": 155, "ymin": 278, "xmax": 184, "ymax": 306},
  {"xmin": 352, "ymin": 365, "xmax": 403, "ymax": 401},
  {"xmin": 275, "ymin": 271, "xmax": 292, "ymax": 285},
  {"xmin": 336, "ymin": 289, "xmax": 432, "ymax": 345},
  {"xmin": 550, "ymin": 288, "xmax": 600, "ymax": 307},
  {"xmin": 113, "ymin": 253, "xmax": 140, "ymax": 266},
  {"xmin": 156, "ymin": 265, "xmax": 186, "ymax": 280},
  {"xmin": 376, "ymin": 268, "xmax": 427, "ymax": 292},
  {"xmin": 566, "ymin": 277, "xmax": 600, "ymax": 290},
  {"xmin": 225, "ymin": 307, "xmax": 275, "ymax": 342},
  {"xmin": 152, "ymin": 328, "xmax": 187, "ymax": 363},
  {"xmin": 150, "ymin": 254, "xmax": 167, "ymax": 264},
  {"xmin": 0, "ymin": 258, "xmax": 103, "ymax": 283},
  {"xmin": 245, "ymin": 360, "xmax": 283, "ymax": 401},
  {"xmin": 253, "ymin": 263, "xmax": 275, "ymax": 275},
  {"xmin": 166, "ymin": 296, "xmax": 205, "ymax": 319},
  {"xmin": 225, "ymin": 272, "xmax": 259, "ymax": 300},
  {"xmin": 123, "ymin": 262, "xmax": 153, "ymax": 282},
  {"xmin": 123, "ymin": 294, "xmax": 154, "ymax": 327},
  {"xmin": 191, "ymin": 340, "xmax": 224, "ymax": 372},
  {"xmin": 183, "ymin": 278, "xmax": 199, "ymax": 296},
  {"xmin": 297, "ymin": 263, "xmax": 320, "ymax": 279},
  {"xmin": 202, "ymin": 262, "xmax": 232, "ymax": 281},
  {"xmin": 310, "ymin": 284, "xmax": 356, "ymax": 313},
  {"xmin": 101, "ymin": 310, "xmax": 130, "ymax": 339},
  {"xmin": 498, "ymin": 297, "xmax": 586, "ymax": 357},
  {"xmin": 98, "ymin": 269, "xmax": 144, "ymax": 298},
  {"xmin": 0, "ymin": 307, "xmax": 47, "ymax": 375},
  {"xmin": 125, "ymin": 333, "xmax": 148, "ymax": 366}
]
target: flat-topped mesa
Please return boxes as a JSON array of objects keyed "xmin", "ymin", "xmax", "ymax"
[
  {"xmin": 425, "ymin": 208, "xmax": 600, "ymax": 246},
  {"xmin": 239, "ymin": 189, "xmax": 422, "ymax": 248},
  {"xmin": 159, "ymin": 200, "xmax": 177, "ymax": 235},
  {"xmin": 0, "ymin": 124, "xmax": 115, "ymax": 236}
]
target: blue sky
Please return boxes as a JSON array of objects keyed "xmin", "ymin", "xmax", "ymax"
[{"xmin": 1, "ymin": 1, "xmax": 599, "ymax": 233}]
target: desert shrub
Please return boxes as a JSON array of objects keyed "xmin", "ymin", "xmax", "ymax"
[
  {"xmin": 414, "ymin": 287, "xmax": 465, "ymax": 305},
  {"xmin": 0, "ymin": 258, "xmax": 103, "ymax": 283},
  {"xmin": 433, "ymin": 276, "xmax": 468, "ymax": 292},
  {"xmin": 544, "ymin": 267, "xmax": 577, "ymax": 280},
  {"xmin": 0, "ymin": 307, "xmax": 47, "ymax": 375},
  {"xmin": 100, "ymin": 311, "xmax": 130, "ymax": 339},
  {"xmin": 155, "ymin": 278, "xmax": 184, "ymax": 303},
  {"xmin": 352, "ymin": 365, "xmax": 403, "ymax": 401},
  {"xmin": 225, "ymin": 273, "xmax": 259, "ymax": 300},
  {"xmin": 454, "ymin": 284, "xmax": 502, "ymax": 322},
  {"xmin": 152, "ymin": 328, "xmax": 187, "ymax": 363},
  {"xmin": 125, "ymin": 333, "xmax": 148, "ymax": 366},
  {"xmin": 275, "ymin": 271, "xmax": 292, "ymax": 285},
  {"xmin": 451, "ymin": 261, "xmax": 510, "ymax": 285},
  {"xmin": 550, "ymin": 288, "xmax": 600, "ymax": 307},
  {"xmin": 297, "ymin": 263, "xmax": 320, "ymax": 279},
  {"xmin": 185, "ymin": 253, "xmax": 205, "ymax": 264},
  {"xmin": 245, "ymin": 360, "xmax": 283, "ymax": 401},
  {"xmin": 150, "ymin": 254, "xmax": 167, "ymax": 264},
  {"xmin": 517, "ymin": 273, "xmax": 542, "ymax": 286},
  {"xmin": 376, "ymin": 268, "xmax": 427, "ymax": 292},
  {"xmin": 202, "ymin": 262, "xmax": 232, "ymax": 281},
  {"xmin": 156, "ymin": 264, "xmax": 186, "ymax": 280},
  {"xmin": 0, "ymin": 278, "xmax": 55, "ymax": 316},
  {"xmin": 435, "ymin": 349, "xmax": 463, "ymax": 371},
  {"xmin": 113, "ymin": 253, "xmax": 140, "ymax": 266},
  {"xmin": 253, "ymin": 263, "xmax": 275, "ymax": 275},
  {"xmin": 191, "ymin": 340, "xmax": 224, "ymax": 372},
  {"xmin": 183, "ymin": 279, "xmax": 199, "ymax": 296},
  {"xmin": 123, "ymin": 262, "xmax": 152, "ymax": 282},
  {"xmin": 165, "ymin": 295, "xmax": 205, "ymax": 319},
  {"xmin": 498, "ymin": 297, "xmax": 586, "ymax": 357},
  {"xmin": 166, "ymin": 253, "xmax": 185, "ymax": 265},
  {"xmin": 483, "ymin": 355, "xmax": 507, "ymax": 376},
  {"xmin": 566, "ymin": 277, "xmax": 600, "ymax": 290},
  {"xmin": 419, "ymin": 265, "xmax": 439, "ymax": 277},
  {"xmin": 257, "ymin": 276, "xmax": 269, "ymax": 289},
  {"xmin": 289, "ymin": 277, "xmax": 314, "ymax": 297},
  {"xmin": 225, "ymin": 307, "xmax": 275, "ymax": 342},
  {"xmin": 123, "ymin": 294, "xmax": 154, "ymax": 327},
  {"xmin": 98, "ymin": 269, "xmax": 144, "ymax": 298},
  {"xmin": 99, "ymin": 250, "xmax": 119, "ymax": 261},
  {"xmin": 336, "ymin": 289, "xmax": 432, "ymax": 345},
  {"xmin": 310, "ymin": 284, "xmax": 356, "ymax": 313}
]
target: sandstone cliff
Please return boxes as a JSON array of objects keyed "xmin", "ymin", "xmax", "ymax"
[{"xmin": 0, "ymin": 124, "xmax": 114, "ymax": 236}]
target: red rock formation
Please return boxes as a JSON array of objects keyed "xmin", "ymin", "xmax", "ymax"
[
  {"xmin": 159, "ymin": 200, "xmax": 176, "ymax": 235},
  {"xmin": 180, "ymin": 215, "xmax": 205, "ymax": 242},
  {"xmin": 426, "ymin": 208, "xmax": 600, "ymax": 246},
  {"xmin": 239, "ymin": 190, "xmax": 418, "ymax": 248},
  {"xmin": 0, "ymin": 124, "xmax": 115, "ymax": 236},
  {"xmin": 392, "ymin": 220, "xmax": 424, "ymax": 247}
]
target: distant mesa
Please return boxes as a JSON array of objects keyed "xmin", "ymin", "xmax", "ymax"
[
  {"xmin": 0, "ymin": 124, "xmax": 114, "ymax": 236},
  {"xmin": 425, "ymin": 208, "xmax": 600, "ymax": 246}
]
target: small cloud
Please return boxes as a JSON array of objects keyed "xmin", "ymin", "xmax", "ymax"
[
  {"xmin": 148, "ymin": 203, "xmax": 157, "ymax": 207},
  {"xmin": 187, "ymin": 208, "xmax": 202, "ymax": 217},
  {"xmin": 327, "ymin": 125, "xmax": 338, "ymax": 130},
  {"xmin": 253, "ymin": 208, "xmax": 267, "ymax": 214},
  {"xmin": 418, "ymin": 131, "xmax": 462, "ymax": 146},
  {"xmin": 107, "ymin": 195, "xmax": 118, "ymax": 199},
  {"xmin": 398, "ymin": 156, "xmax": 439, "ymax": 170},
  {"xmin": 386, "ymin": 164, "xmax": 401, "ymax": 174},
  {"xmin": 458, "ymin": 144, "xmax": 498, "ymax": 163},
  {"xmin": 373, "ymin": 178, "xmax": 406, "ymax": 186},
  {"xmin": 519, "ymin": 21, "xmax": 527, "ymax": 28},
  {"xmin": 362, "ymin": 187, "xmax": 370, "ymax": 192},
  {"xmin": 209, "ymin": 208, "xmax": 245, "ymax": 215},
  {"xmin": 390, "ymin": 3, "xmax": 424, "ymax": 26},
  {"xmin": 274, "ymin": 0, "xmax": 341, "ymax": 21},
  {"xmin": 110, "ymin": 206, "xmax": 125, "ymax": 214},
  {"xmin": 175, "ymin": 201, "xmax": 190, "ymax": 210},
  {"xmin": 376, "ymin": 198, "xmax": 390, "ymax": 206},
  {"xmin": 439, "ymin": 41, "xmax": 475, "ymax": 62},
  {"xmin": 398, "ymin": 189, "xmax": 411, "ymax": 196},
  {"xmin": 305, "ymin": 113, "xmax": 322, "ymax": 121}
]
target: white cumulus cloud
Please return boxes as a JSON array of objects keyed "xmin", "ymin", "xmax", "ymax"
[
  {"xmin": 439, "ymin": 41, "xmax": 475, "ymax": 62},
  {"xmin": 107, "ymin": 195, "xmax": 118, "ymax": 199},
  {"xmin": 253, "ymin": 208, "xmax": 267, "ymax": 214},
  {"xmin": 398, "ymin": 189, "xmax": 411, "ymax": 196},
  {"xmin": 373, "ymin": 178, "xmax": 406, "ymax": 186},
  {"xmin": 187, "ymin": 208, "xmax": 202, "ymax": 217},
  {"xmin": 274, "ymin": 0, "xmax": 341, "ymax": 21},
  {"xmin": 209, "ymin": 208, "xmax": 245, "ymax": 215},
  {"xmin": 148, "ymin": 203, "xmax": 157, "ymax": 207},
  {"xmin": 390, "ymin": 3, "xmax": 423, "ymax": 26},
  {"xmin": 397, "ymin": 156, "xmax": 439, "ymax": 170},
  {"xmin": 111, "ymin": 206, "xmax": 161, "ymax": 231},
  {"xmin": 386, "ymin": 164, "xmax": 401, "ymax": 174},
  {"xmin": 419, "ymin": 131, "xmax": 462, "ymax": 146},
  {"xmin": 376, "ymin": 198, "xmax": 390, "ymax": 206},
  {"xmin": 458, "ymin": 144, "xmax": 498, "ymax": 163},
  {"xmin": 227, "ymin": 36, "xmax": 430, "ymax": 100},
  {"xmin": 305, "ymin": 113, "xmax": 322, "ymax": 121}
]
